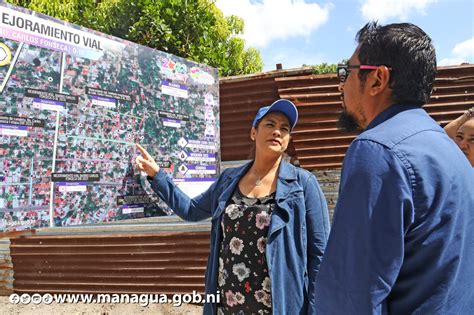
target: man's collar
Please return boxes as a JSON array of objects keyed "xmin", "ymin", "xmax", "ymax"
[{"xmin": 365, "ymin": 103, "xmax": 422, "ymax": 131}]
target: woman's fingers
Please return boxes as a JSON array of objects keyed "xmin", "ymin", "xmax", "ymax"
[
  {"xmin": 135, "ymin": 143, "xmax": 160, "ymax": 177},
  {"xmin": 136, "ymin": 156, "xmax": 153, "ymax": 169},
  {"xmin": 135, "ymin": 156, "xmax": 145, "ymax": 171},
  {"xmin": 136, "ymin": 143, "xmax": 153, "ymax": 161},
  {"xmin": 135, "ymin": 155, "xmax": 159, "ymax": 177}
]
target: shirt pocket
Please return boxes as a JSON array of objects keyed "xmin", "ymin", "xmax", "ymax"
[{"xmin": 284, "ymin": 189, "xmax": 304, "ymax": 203}]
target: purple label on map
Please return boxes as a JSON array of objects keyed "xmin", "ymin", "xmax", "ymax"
[
  {"xmin": 188, "ymin": 139, "xmax": 212, "ymax": 145},
  {"xmin": 162, "ymin": 80, "xmax": 188, "ymax": 90},
  {"xmin": 187, "ymin": 165, "xmax": 217, "ymax": 171},
  {"xmin": 56, "ymin": 182, "xmax": 88, "ymax": 186},
  {"xmin": 122, "ymin": 204, "xmax": 145, "ymax": 208},
  {"xmin": 33, "ymin": 98, "xmax": 65, "ymax": 106},
  {"xmin": 121, "ymin": 204, "xmax": 145, "ymax": 214},
  {"xmin": 189, "ymin": 153, "xmax": 216, "ymax": 158},
  {"xmin": 90, "ymin": 95, "xmax": 116, "ymax": 103},
  {"xmin": 0, "ymin": 124, "xmax": 27, "ymax": 130},
  {"xmin": 173, "ymin": 178, "xmax": 217, "ymax": 183},
  {"xmin": 162, "ymin": 118, "xmax": 182, "ymax": 124}
]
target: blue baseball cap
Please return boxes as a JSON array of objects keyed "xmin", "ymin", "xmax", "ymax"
[{"xmin": 252, "ymin": 99, "xmax": 298, "ymax": 130}]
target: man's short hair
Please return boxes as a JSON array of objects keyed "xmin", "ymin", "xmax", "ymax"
[{"xmin": 356, "ymin": 22, "xmax": 437, "ymax": 105}]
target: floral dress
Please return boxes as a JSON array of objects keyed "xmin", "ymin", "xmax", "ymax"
[{"xmin": 217, "ymin": 187, "xmax": 275, "ymax": 315}]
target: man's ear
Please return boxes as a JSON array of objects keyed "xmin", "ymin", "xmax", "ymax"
[{"xmin": 369, "ymin": 66, "xmax": 391, "ymax": 96}]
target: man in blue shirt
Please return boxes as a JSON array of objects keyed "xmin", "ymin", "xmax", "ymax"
[{"xmin": 314, "ymin": 22, "xmax": 474, "ymax": 314}]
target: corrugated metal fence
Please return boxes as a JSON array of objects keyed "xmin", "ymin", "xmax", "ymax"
[
  {"xmin": 0, "ymin": 236, "xmax": 13, "ymax": 296},
  {"xmin": 3, "ymin": 217, "xmax": 210, "ymax": 296},
  {"xmin": 1, "ymin": 231, "xmax": 36, "ymax": 296},
  {"xmin": 220, "ymin": 64, "xmax": 474, "ymax": 169},
  {"xmin": 11, "ymin": 232, "xmax": 210, "ymax": 295}
]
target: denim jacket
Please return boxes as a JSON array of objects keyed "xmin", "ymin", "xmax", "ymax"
[{"xmin": 149, "ymin": 160, "xmax": 330, "ymax": 314}]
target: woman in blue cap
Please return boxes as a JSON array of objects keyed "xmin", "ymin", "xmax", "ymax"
[{"xmin": 136, "ymin": 99, "xmax": 330, "ymax": 314}]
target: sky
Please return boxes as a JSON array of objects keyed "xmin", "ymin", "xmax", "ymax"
[{"xmin": 215, "ymin": 0, "xmax": 474, "ymax": 71}]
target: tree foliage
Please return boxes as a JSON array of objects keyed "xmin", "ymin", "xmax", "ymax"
[
  {"xmin": 6, "ymin": 0, "xmax": 263, "ymax": 76},
  {"xmin": 9, "ymin": 0, "xmax": 95, "ymax": 23},
  {"xmin": 310, "ymin": 63, "xmax": 337, "ymax": 75},
  {"xmin": 313, "ymin": 62, "xmax": 337, "ymax": 74},
  {"xmin": 306, "ymin": 60, "xmax": 348, "ymax": 75}
]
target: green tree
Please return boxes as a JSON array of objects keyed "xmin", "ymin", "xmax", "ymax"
[
  {"xmin": 306, "ymin": 60, "xmax": 348, "ymax": 75},
  {"xmin": 8, "ymin": 0, "xmax": 95, "ymax": 23},
  {"xmin": 311, "ymin": 63, "xmax": 337, "ymax": 75},
  {"xmin": 6, "ymin": 0, "xmax": 263, "ymax": 76}
]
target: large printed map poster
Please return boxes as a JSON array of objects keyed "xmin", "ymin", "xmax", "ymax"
[{"xmin": 0, "ymin": 3, "xmax": 220, "ymax": 232}]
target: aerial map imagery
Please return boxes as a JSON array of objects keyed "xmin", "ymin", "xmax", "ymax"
[{"xmin": 0, "ymin": 2, "xmax": 220, "ymax": 232}]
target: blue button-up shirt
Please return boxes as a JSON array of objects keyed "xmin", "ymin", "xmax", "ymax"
[{"xmin": 315, "ymin": 104, "xmax": 474, "ymax": 314}]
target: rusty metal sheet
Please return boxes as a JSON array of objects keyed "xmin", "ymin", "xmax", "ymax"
[
  {"xmin": 220, "ymin": 64, "xmax": 474, "ymax": 169},
  {"xmin": 10, "ymin": 230, "xmax": 210, "ymax": 295}
]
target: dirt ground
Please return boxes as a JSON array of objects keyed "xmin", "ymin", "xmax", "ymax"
[{"xmin": 0, "ymin": 295, "xmax": 203, "ymax": 315}]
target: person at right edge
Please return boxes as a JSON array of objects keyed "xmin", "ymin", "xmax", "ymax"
[
  {"xmin": 444, "ymin": 107, "xmax": 474, "ymax": 167},
  {"xmin": 314, "ymin": 22, "xmax": 474, "ymax": 314}
]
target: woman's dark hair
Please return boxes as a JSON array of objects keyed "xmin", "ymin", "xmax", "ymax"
[{"xmin": 356, "ymin": 22, "xmax": 437, "ymax": 105}]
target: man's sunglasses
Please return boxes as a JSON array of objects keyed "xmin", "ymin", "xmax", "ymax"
[{"xmin": 336, "ymin": 64, "xmax": 392, "ymax": 83}]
